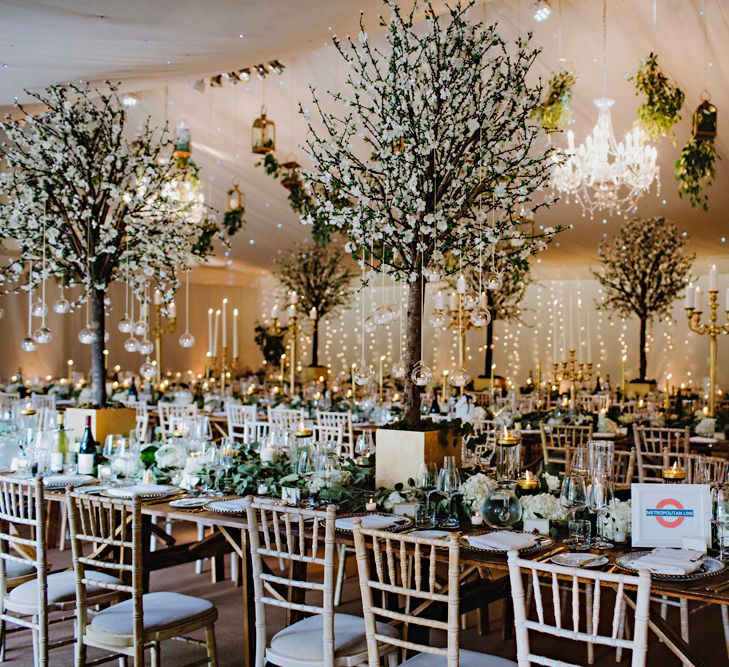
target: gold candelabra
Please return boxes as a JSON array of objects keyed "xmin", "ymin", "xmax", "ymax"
[
  {"xmin": 685, "ymin": 289, "xmax": 728, "ymax": 416},
  {"xmin": 553, "ymin": 350, "xmax": 593, "ymax": 410},
  {"xmin": 271, "ymin": 307, "xmax": 299, "ymax": 394},
  {"xmin": 151, "ymin": 303, "xmax": 176, "ymax": 384},
  {"xmin": 209, "ymin": 347, "xmax": 238, "ymax": 394}
]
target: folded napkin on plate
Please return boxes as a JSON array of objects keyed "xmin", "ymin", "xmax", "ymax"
[
  {"xmin": 209, "ymin": 498, "xmax": 246, "ymax": 512},
  {"xmin": 629, "ymin": 548, "xmax": 704, "ymax": 575},
  {"xmin": 335, "ymin": 514, "xmax": 400, "ymax": 531},
  {"xmin": 467, "ymin": 531, "xmax": 538, "ymax": 551}
]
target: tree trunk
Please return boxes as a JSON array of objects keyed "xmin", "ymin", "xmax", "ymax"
[
  {"xmin": 311, "ymin": 317, "xmax": 319, "ymax": 367},
  {"xmin": 638, "ymin": 316, "xmax": 647, "ymax": 382},
  {"xmin": 403, "ymin": 278, "xmax": 423, "ymax": 427},
  {"xmin": 90, "ymin": 288, "xmax": 107, "ymax": 407},
  {"xmin": 484, "ymin": 317, "xmax": 494, "ymax": 377}
]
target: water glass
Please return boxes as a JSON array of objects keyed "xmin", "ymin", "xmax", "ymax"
[
  {"xmin": 569, "ymin": 519, "xmax": 592, "ymax": 551},
  {"xmin": 713, "ymin": 484, "xmax": 729, "ymax": 561},
  {"xmin": 560, "ymin": 472, "xmax": 588, "ymax": 521},
  {"xmin": 437, "ymin": 457, "xmax": 461, "ymax": 529},
  {"xmin": 588, "ymin": 440, "xmax": 614, "ymax": 480},
  {"xmin": 588, "ymin": 473, "xmax": 614, "ymax": 549}
]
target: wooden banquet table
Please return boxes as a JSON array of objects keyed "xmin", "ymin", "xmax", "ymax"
[{"xmin": 43, "ymin": 492, "xmax": 727, "ymax": 667}]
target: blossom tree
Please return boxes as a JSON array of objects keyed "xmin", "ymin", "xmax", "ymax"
[
  {"xmin": 592, "ymin": 216, "xmax": 693, "ymax": 382},
  {"xmin": 301, "ymin": 1, "xmax": 561, "ymax": 425},
  {"xmin": 0, "ymin": 83, "xmax": 234, "ymax": 406},
  {"xmin": 274, "ymin": 241, "xmax": 354, "ymax": 367}
]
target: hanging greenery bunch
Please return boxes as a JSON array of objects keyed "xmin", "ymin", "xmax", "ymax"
[
  {"xmin": 533, "ymin": 68, "xmax": 577, "ymax": 132},
  {"xmin": 630, "ymin": 52, "xmax": 685, "ymax": 142},
  {"xmin": 675, "ymin": 100, "xmax": 719, "ymax": 211},
  {"xmin": 257, "ymin": 153, "xmax": 310, "ymax": 214}
]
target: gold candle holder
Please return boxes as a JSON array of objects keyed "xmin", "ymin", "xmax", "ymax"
[
  {"xmin": 685, "ymin": 289, "xmax": 729, "ymax": 416},
  {"xmin": 662, "ymin": 462, "xmax": 686, "ymax": 483},
  {"xmin": 552, "ymin": 349, "xmax": 593, "ymax": 410}
]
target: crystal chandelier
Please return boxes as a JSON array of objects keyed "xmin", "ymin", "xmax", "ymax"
[{"xmin": 550, "ymin": 0, "xmax": 659, "ymax": 219}]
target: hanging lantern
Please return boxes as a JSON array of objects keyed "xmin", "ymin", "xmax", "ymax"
[
  {"xmin": 172, "ymin": 122, "xmax": 192, "ymax": 160},
  {"xmin": 280, "ymin": 159, "xmax": 302, "ymax": 190},
  {"xmin": 227, "ymin": 181, "xmax": 245, "ymax": 212},
  {"xmin": 251, "ymin": 106, "xmax": 276, "ymax": 154},
  {"xmin": 692, "ymin": 99, "xmax": 717, "ymax": 141}
]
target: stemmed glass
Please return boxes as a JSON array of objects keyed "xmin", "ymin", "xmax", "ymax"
[
  {"xmin": 588, "ymin": 473, "xmax": 614, "ymax": 549},
  {"xmin": 415, "ymin": 462, "xmax": 438, "ymax": 527},
  {"xmin": 438, "ymin": 456, "xmax": 462, "ymax": 529},
  {"xmin": 713, "ymin": 485, "xmax": 729, "ymax": 561},
  {"xmin": 560, "ymin": 472, "xmax": 588, "ymax": 522}
]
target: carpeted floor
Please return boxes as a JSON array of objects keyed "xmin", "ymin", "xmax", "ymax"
[{"xmin": 3, "ymin": 522, "xmax": 726, "ymax": 666}]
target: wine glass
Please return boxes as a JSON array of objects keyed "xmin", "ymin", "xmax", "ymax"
[
  {"xmin": 438, "ymin": 457, "xmax": 462, "ymax": 529},
  {"xmin": 560, "ymin": 473, "xmax": 588, "ymax": 544},
  {"xmin": 415, "ymin": 462, "xmax": 438, "ymax": 527},
  {"xmin": 713, "ymin": 485, "xmax": 729, "ymax": 561},
  {"xmin": 588, "ymin": 474, "xmax": 614, "ymax": 549}
]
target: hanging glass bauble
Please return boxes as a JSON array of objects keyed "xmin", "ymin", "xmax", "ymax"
[
  {"xmin": 363, "ymin": 316, "xmax": 377, "ymax": 334},
  {"xmin": 140, "ymin": 358, "xmax": 156, "ymax": 380},
  {"xmin": 133, "ymin": 320, "xmax": 147, "ymax": 337},
  {"xmin": 179, "ymin": 332, "xmax": 196, "ymax": 348},
  {"xmin": 423, "ymin": 266, "xmax": 441, "ymax": 283},
  {"xmin": 137, "ymin": 339, "xmax": 154, "ymax": 356},
  {"xmin": 78, "ymin": 326, "xmax": 97, "ymax": 345},
  {"xmin": 391, "ymin": 359, "xmax": 407, "ymax": 379},
  {"xmin": 469, "ymin": 308, "xmax": 491, "ymax": 328},
  {"xmin": 353, "ymin": 360, "xmax": 376, "ymax": 386},
  {"xmin": 20, "ymin": 336, "xmax": 37, "ymax": 352},
  {"xmin": 462, "ymin": 292, "xmax": 479, "ymax": 311},
  {"xmin": 428, "ymin": 310, "xmax": 449, "ymax": 330},
  {"xmin": 449, "ymin": 367, "xmax": 471, "ymax": 388},
  {"xmin": 31, "ymin": 299, "xmax": 47, "ymax": 318},
  {"xmin": 486, "ymin": 271, "xmax": 503, "ymax": 291},
  {"xmin": 118, "ymin": 316, "xmax": 133, "ymax": 334},
  {"xmin": 33, "ymin": 327, "xmax": 53, "ymax": 344},
  {"xmin": 411, "ymin": 360, "xmax": 433, "ymax": 387},
  {"xmin": 372, "ymin": 307, "xmax": 391, "ymax": 327},
  {"xmin": 123, "ymin": 336, "xmax": 139, "ymax": 353},
  {"xmin": 52, "ymin": 298, "xmax": 70, "ymax": 314}
]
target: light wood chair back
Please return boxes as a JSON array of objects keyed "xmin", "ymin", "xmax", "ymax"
[
  {"xmin": 134, "ymin": 413, "xmax": 149, "ymax": 444},
  {"xmin": 314, "ymin": 424, "xmax": 347, "ymax": 457},
  {"xmin": 634, "ymin": 426, "xmax": 690, "ymax": 483},
  {"xmin": 226, "ymin": 404, "xmax": 258, "ymax": 443},
  {"xmin": 508, "ymin": 551, "xmax": 651, "ymax": 667},
  {"xmin": 243, "ymin": 497, "xmax": 337, "ymax": 667},
  {"xmin": 316, "ymin": 410, "xmax": 354, "ymax": 454},
  {"xmin": 352, "ymin": 519, "xmax": 461, "ymax": 666},
  {"xmin": 469, "ymin": 419, "xmax": 500, "ymax": 462},
  {"xmin": 613, "ymin": 448, "xmax": 636, "ymax": 486},
  {"xmin": 0, "ymin": 477, "xmax": 47, "ymax": 666},
  {"xmin": 267, "ymin": 407, "xmax": 305, "ymax": 432},
  {"xmin": 158, "ymin": 403, "xmax": 198, "ymax": 437},
  {"xmin": 540, "ymin": 424, "xmax": 593, "ymax": 471}
]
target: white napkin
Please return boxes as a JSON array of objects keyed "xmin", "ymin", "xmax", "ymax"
[
  {"xmin": 628, "ymin": 548, "xmax": 704, "ymax": 575},
  {"xmin": 467, "ymin": 531, "xmax": 538, "ymax": 551},
  {"xmin": 105, "ymin": 484, "xmax": 176, "ymax": 498},
  {"xmin": 335, "ymin": 514, "xmax": 400, "ymax": 531},
  {"xmin": 43, "ymin": 474, "xmax": 94, "ymax": 488}
]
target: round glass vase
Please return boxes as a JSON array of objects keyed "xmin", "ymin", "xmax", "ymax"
[{"xmin": 481, "ymin": 482, "xmax": 523, "ymax": 530}]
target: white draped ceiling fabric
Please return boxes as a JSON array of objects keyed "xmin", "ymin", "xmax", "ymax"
[{"xmin": 1, "ymin": 0, "xmax": 729, "ymax": 386}]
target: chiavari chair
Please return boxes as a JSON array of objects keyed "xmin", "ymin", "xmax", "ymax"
[
  {"xmin": 66, "ymin": 490, "xmax": 218, "ymax": 666},
  {"xmin": 316, "ymin": 410, "xmax": 355, "ymax": 456},
  {"xmin": 267, "ymin": 406, "xmax": 306, "ymax": 432},
  {"xmin": 158, "ymin": 403, "xmax": 198, "ymax": 438},
  {"xmin": 352, "ymin": 519, "xmax": 514, "ymax": 667},
  {"xmin": 633, "ymin": 426, "xmax": 690, "ymax": 483},
  {"xmin": 244, "ymin": 498, "xmax": 399, "ymax": 667},
  {"xmin": 540, "ymin": 424, "xmax": 593, "ymax": 471},
  {"xmin": 226, "ymin": 403, "xmax": 258, "ymax": 443},
  {"xmin": 508, "ymin": 551, "xmax": 651, "ymax": 666}
]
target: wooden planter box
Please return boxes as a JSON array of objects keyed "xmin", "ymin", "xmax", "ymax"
[
  {"xmin": 64, "ymin": 407, "xmax": 137, "ymax": 445},
  {"xmin": 626, "ymin": 381, "xmax": 657, "ymax": 398},
  {"xmin": 375, "ymin": 425, "xmax": 461, "ymax": 489},
  {"xmin": 302, "ymin": 366, "xmax": 329, "ymax": 383}
]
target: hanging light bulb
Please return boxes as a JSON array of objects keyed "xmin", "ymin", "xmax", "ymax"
[
  {"xmin": 449, "ymin": 367, "xmax": 471, "ymax": 388},
  {"xmin": 391, "ymin": 358, "xmax": 407, "ymax": 379},
  {"xmin": 31, "ymin": 299, "xmax": 47, "ymax": 318},
  {"xmin": 124, "ymin": 336, "xmax": 139, "ymax": 353},
  {"xmin": 78, "ymin": 326, "xmax": 97, "ymax": 345},
  {"xmin": 138, "ymin": 338, "xmax": 154, "ymax": 356},
  {"xmin": 353, "ymin": 360, "xmax": 376, "ymax": 386},
  {"xmin": 140, "ymin": 357, "xmax": 156, "ymax": 380},
  {"xmin": 33, "ymin": 326, "xmax": 53, "ymax": 344},
  {"xmin": 411, "ymin": 360, "xmax": 433, "ymax": 387}
]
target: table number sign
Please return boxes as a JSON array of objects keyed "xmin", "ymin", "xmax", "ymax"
[{"xmin": 631, "ymin": 483, "xmax": 712, "ymax": 548}]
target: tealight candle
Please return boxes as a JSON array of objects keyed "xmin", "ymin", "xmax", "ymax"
[
  {"xmin": 365, "ymin": 498, "xmax": 377, "ymax": 512},
  {"xmin": 662, "ymin": 461, "xmax": 686, "ymax": 483},
  {"xmin": 260, "ymin": 446, "xmax": 277, "ymax": 463},
  {"xmin": 142, "ymin": 469, "xmax": 154, "ymax": 484},
  {"xmin": 257, "ymin": 483, "xmax": 269, "ymax": 496},
  {"xmin": 470, "ymin": 512, "xmax": 484, "ymax": 526}
]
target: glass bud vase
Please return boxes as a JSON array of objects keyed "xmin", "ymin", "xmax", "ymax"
[{"xmin": 481, "ymin": 482, "xmax": 523, "ymax": 530}]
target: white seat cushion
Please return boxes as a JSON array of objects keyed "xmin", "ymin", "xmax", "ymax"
[
  {"xmin": 4, "ymin": 560, "xmax": 36, "ymax": 581},
  {"xmin": 8, "ymin": 570, "xmax": 122, "ymax": 609},
  {"xmin": 269, "ymin": 613, "xmax": 398, "ymax": 662},
  {"xmin": 90, "ymin": 592, "xmax": 215, "ymax": 636},
  {"xmin": 402, "ymin": 649, "xmax": 517, "ymax": 667}
]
